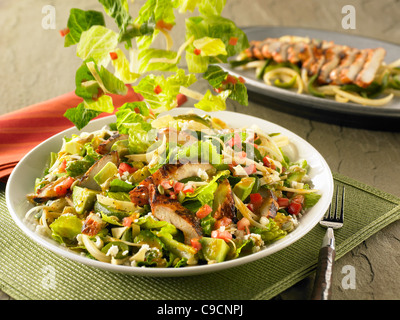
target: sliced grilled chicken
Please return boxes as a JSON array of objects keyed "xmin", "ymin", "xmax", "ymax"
[
  {"xmin": 318, "ymin": 46, "xmax": 344, "ymax": 83},
  {"xmin": 82, "ymin": 212, "xmax": 105, "ymax": 236},
  {"xmin": 78, "ymin": 151, "xmax": 119, "ymax": 191},
  {"xmin": 29, "ymin": 176, "xmax": 69, "ymax": 203},
  {"xmin": 244, "ymin": 36, "xmax": 386, "ymax": 87},
  {"xmin": 96, "ymin": 133, "xmax": 129, "ymax": 155},
  {"xmin": 212, "ymin": 179, "xmax": 237, "ymax": 222},
  {"xmin": 338, "ymin": 50, "xmax": 368, "ymax": 84},
  {"xmin": 354, "ymin": 47, "xmax": 386, "ymax": 88},
  {"xmin": 148, "ymin": 184, "xmax": 203, "ymax": 244},
  {"xmin": 329, "ymin": 48, "xmax": 358, "ymax": 84},
  {"xmin": 129, "ymin": 163, "xmax": 216, "ymax": 206}
]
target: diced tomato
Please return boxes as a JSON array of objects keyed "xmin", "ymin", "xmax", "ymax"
[
  {"xmin": 211, "ymin": 229, "xmax": 232, "ymax": 242},
  {"xmin": 277, "ymin": 197, "xmax": 290, "ymax": 208},
  {"xmin": 193, "ymin": 48, "xmax": 201, "ymax": 56},
  {"xmin": 122, "ymin": 216, "xmax": 134, "ymax": 227},
  {"xmin": 262, "ymin": 156, "xmax": 271, "ymax": 167},
  {"xmin": 182, "ymin": 185, "xmax": 195, "ymax": 194},
  {"xmin": 262, "ymin": 156, "xmax": 276, "ymax": 169},
  {"xmin": 291, "ymin": 194, "xmax": 305, "ymax": 205},
  {"xmin": 109, "ymin": 51, "xmax": 118, "ymax": 60},
  {"xmin": 214, "ymin": 87, "xmax": 223, "ymax": 93},
  {"xmin": 250, "ymin": 193, "xmax": 263, "ymax": 208},
  {"xmin": 59, "ymin": 28, "xmax": 70, "ymax": 37},
  {"xmin": 190, "ymin": 238, "xmax": 202, "ymax": 252},
  {"xmin": 156, "ymin": 19, "xmax": 174, "ymax": 30},
  {"xmin": 222, "ymin": 74, "xmax": 238, "ymax": 85},
  {"xmin": 246, "ymin": 203, "xmax": 254, "ymax": 212},
  {"xmin": 229, "ymin": 37, "xmax": 238, "ymax": 46},
  {"xmin": 160, "ymin": 179, "xmax": 173, "ymax": 190},
  {"xmin": 154, "ymin": 85, "xmax": 162, "ymax": 94},
  {"xmin": 237, "ymin": 217, "xmax": 250, "ymax": 231},
  {"xmin": 214, "ymin": 217, "xmax": 232, "ymax": 230},
  {"xmin": 54, "ymin": 177, "xmax": 75, "ymax": 196},
  {"xmin": 176, "ymin": 93, "xmax": 187, "ymax": 107},
  {"xmin": 227, "ymin": 133, "xmax": 242, "ymax": 149},
  {"xmin": 244, "ymin": 164, "xmax": 257, "ymax": 175},
  {"xmin": 118, "ymin": 162, "xmax": 136, "ymax": 175},
  {"xmin": 59, "ymin": 159, "xmax": 67, "ymax": 173},
  {"xmin": 238, "ymin": 76, "xmax": 246, "ymax": 84},
  {"xmin": 196, "ymin": 204, "xmax": 212, "ymax": 219},
  {"xmin": 287, "ymin": 202, "xmax": 302, "ymax": 215},
  {"xmin": 173, "ymin": 181, "xmax": 184, "ymax": 194}
]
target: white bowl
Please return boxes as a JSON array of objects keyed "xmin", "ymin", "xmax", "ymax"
[{"xmin": 6, "ymin": 108, "xmax": 334, "ymax": 277}]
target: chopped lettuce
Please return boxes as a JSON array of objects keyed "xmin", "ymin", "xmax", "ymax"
[
  {"xmin": 64, "ymin": 8, "xmax": 106, "ymax": 47},
  {"xmin": 77, "ymin": 25, "xmax": 119, "ymax": 67},
  {"xmin": 50, "ymin": 215, "xmax": 83, "ymax": 244},
  {"xmin": 134, "ymin": 0, "xmax": 176, "ymax": 49},
  {"xmin": 194, "ymin": 89, "xmax": 231, "ymax": 112},
  {"xmin": 251, "ymin": 219, "xmax": 287, "ymax": 244},
  {"xmin": 64, "ymin": 103, "xmax": 101, "ymax": 130},
  {"xmin": 193, "ymin": 37, "xmax": 227, "ymax": 56},
  {"xmin": 111, "ymin": 48, "xmax": 141, "ymax": 84},
  {"xmin": 203, "ymin": 64, "xmax": 248, "ymax": 105},
  {"xmin": 303, "ymin": 192, "xmax": 322, "ymax": 209},
  {"xmin": 98, "ymin": 0, "xmax": 132, "ymax": 33},
  {"xmin": 133, "ymin": 69, "xmax": 197, "ymax": 112},
  {"xmin": 83, "ymin": 95, "xmax": 114, "ymax": 114},
  {"xmin": 137, "ymin": 48, "xmax": 180, "ymax": 73}
]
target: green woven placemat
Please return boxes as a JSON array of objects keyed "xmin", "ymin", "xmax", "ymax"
[{"xmin": 1, "ymin": 172, "xmax": 400, "ymax": 300}]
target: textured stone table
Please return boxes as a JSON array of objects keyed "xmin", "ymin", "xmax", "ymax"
[{"xmin": 1, "ymin": 0, "xmax": 400, "ymax": 300}]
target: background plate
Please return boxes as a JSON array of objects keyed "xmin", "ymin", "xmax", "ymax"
[
  {"xmin": 6, "ymin": 108, "xmax": 333, "ymax": 277},
  {"xmin": 221, "ymin": 26, "xmax": 400, "ymax": 131}
]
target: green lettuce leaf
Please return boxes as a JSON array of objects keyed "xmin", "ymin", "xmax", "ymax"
[
  {"xmin": 64, "ymin": 103, "xmax": 101, "ymax": 130},
  {"xmin": 133, "ymin": 69, "xmax": 197, "ymax": 112},
  {"xmin": 83, "ymin": 95, "xmax": 114, "ymax": 113},
  {"xmin": 185, "ymin": 15, "xmax": 249, "ymax": 67},
  {"xmin": 193, "ymin": 37, "xmax": 227, "ymax": 56},
  {"xmin": 194, "ymin": 89, "xmax": 230, "ymax": 112},
  {"xmin": 251, "ymin": 220, "xmax": 287, "ymax": 244},
  {"xmin": 77, "ymin": 25, "xmax": 119, "ymax": 67},
  {"xmin": 137, "ymin": 48, "xmax": 180, "ymax": 73},
  {"xmin": 111, "ymin": 48, "xmax": 141, "ymax": 84},
  {"xmin": 50, "ymin": 215, "xmax": 83, "ymax": 244},
  {"xmin": 303, "ymin": 192, "xmax": 322, "ymax": 209},
  {"xmin": 115, "ymin": 102, "xmax": 151, "ymax": 134},
  {"xmin": 172, "ymin": 0, "xmax": 226, "ymax": 15},
  {"xmin": 98, "ymin": 0, "xmax": 133, "ymax": 33},
  {"xmin": 134, "ymin": 0, "xmax": 176, "ymax": 49},
  {"xmin": 64, "ymin": 8, "xmax": 106, "ymax": 47}
]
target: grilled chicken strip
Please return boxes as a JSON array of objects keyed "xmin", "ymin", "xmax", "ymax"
[
  {"xmin": 354, "ymin": 47, "xmax": 386, "ymax": 88},
  {"xmin": 148, "ymin": 184, "xmax": 203, "ymax": 244},
  {"xmin": 78, "ymin": 151, "xmax": 119, "ymax": 191},
  {"xmin": 96, "ymin": 133, "xmax": 129, "ymax": 155},
  {"xmin": 129, "ymin": 163, "xmax": 216, "ymax": 206},
  {"xmin": 212, "ymin": 179, "xmax": 237, "ymax": 222},
  {"xmin": 244, "ymin": 36, "xmax": 386, "ymax": 87},
  {"xmin": 29, "ymin": 176, "xmax": 69, "ymax": 203}
]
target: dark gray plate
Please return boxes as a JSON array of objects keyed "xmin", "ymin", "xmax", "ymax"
[{"xmin": 221, "ymin": 26, "xmax": 400, "ymax": 131}]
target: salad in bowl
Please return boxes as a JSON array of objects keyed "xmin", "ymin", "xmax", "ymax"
[{"xmin": 25, "ymin": 109, "xmax": 322, "ymax": 268}]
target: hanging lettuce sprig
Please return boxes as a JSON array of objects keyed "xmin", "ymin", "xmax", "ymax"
[{"xmin": 60, "ymin": 0, "xmax": 250, "ymax": 130}]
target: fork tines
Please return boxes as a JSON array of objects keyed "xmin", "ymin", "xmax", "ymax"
[{"xmin": 320, "ymin": 185, "xmax": 345, "ymax": 229}]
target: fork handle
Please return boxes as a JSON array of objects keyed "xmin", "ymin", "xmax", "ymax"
[{"xmin": 310, "ymin": 246, "xmax": 336, "ymax": 300}]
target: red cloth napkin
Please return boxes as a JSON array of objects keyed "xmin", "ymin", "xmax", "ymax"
[{"xmin": 0, "ymin": 86, "xmax": 187, "ymax": 181}]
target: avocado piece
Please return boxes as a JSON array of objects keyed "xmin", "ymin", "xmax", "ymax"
[
  {"xmin": 233, "ymin": 177, "xmax": 256, "ymax": 201},
  {"xmin": 173, "ymin": 114, "xmax": 212, "ymax": 128},
  {"xmin": 93, "ymin": 201, "xmax": 131, "ymax": 220},
  {"xmin": 286, "ymin": 169, "xmax": 306, "ymax": 183},
  {"xmin": 111, "ymin": 139, "xmax": 129, "ymax": 158},
  {"xmin": 159, "ymin": 235, "xmax": 197, "ymax": 261},
  {"xmin": 199, "ymin": 237, "xmax": 230, "ymax": 263},
  {"xmin": 128, "ymin": 166, "xmax": 151, "ymax": 184},
  {"xmin": 94, "ymin": 162, "xmax": 118, "ymax": 186},
  {"xmin": 62, "ymin": 140, "xmax": 83, "ymax": 155},
  {"xmin": 72, "ymin": 186, "xmax": 98, "ymax": 214}
]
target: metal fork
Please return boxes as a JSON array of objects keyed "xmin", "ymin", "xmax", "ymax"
[{"xmin": 310, "ymin": 185, "xmax": 345, "ymax": 300}]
